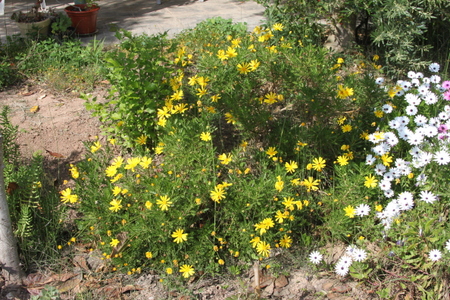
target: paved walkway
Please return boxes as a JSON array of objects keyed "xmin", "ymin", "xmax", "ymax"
[{"xmin": 0, "ymin": 0, "xmax": 266, "ymax": 44}]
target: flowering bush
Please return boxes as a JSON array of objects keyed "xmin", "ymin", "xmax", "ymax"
[
  {"xmin": 310, "ymin": 63, "xmax": 450, "ymax": 298},
  {"xmin": 56, "ymin": 18, "xmax": 450, "ymax": 299}
]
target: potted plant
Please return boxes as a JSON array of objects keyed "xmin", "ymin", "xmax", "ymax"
[
  {"xmin": 64, "ymin": 0, "xmax": 100, "ymax": 35},
  {"xmin": 11, "ymin": 0, "xmax": 52, "ymax": 38}
]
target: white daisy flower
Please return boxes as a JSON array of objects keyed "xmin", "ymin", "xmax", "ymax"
[
  {"xmin": 414, "ymin": 115, "xmax": 428, "ymax": 126},
  {"xmin": 382, "ymin": 104, "xmax": 393, "ymax": 113},
  {"xmin": 335, "ymin": 263, "xmax": 349, "ymax": 277},
  {"xmin": 415, "ymin": 174, "xmax": 427, "ymax": 186},
  {"xmin": 429, "ymin": 117, "xmax": 440, "ymax": 126},
  {"xmin": 405, "ymin": 105, "xmax": 418, "ymax": 116},
  {"xmin": 407, "ymin": 71, "xmax": 417, "ymax": 79},
  {"xmin": 396, "ymin": 90, "xmax": 405, "ymax": 97},
  {"xmin": 401, "ymin": 81, "xmax": 412, "ymax": 91},
  {"xmin": 390, "ymin": 167, "xmax": 402, "ymax": 179},
  {"xmin": 428, "ymin": 249, "xmax": 442, "ymax": 262},
  {"xmin": 445, "ymin": 240, "xmax": 450, "ymax": 252},
  {"xmin": 422, "ymin": 125, "xmax": 438, "ymax": 138},
  {"xmin": 374, "ymin": 163, "xmax": 386, "ymax": 176},
  {"xmin": 423, "ymin": 92, "xmax": 438, "ymax": 105},
  {"xmin": 398, "ymin": 116, "xmax": 410, "ymax": 126},
  {"xmin": 365, "ymin": 154, "xmax": 376, "ymax": 165},
  {"xmin": 416, "ymin": 72, "xmax": 424, "ymax": 78},
  {"xmin": 410, "ymin": 146, "xmax": 422, "ymax": 157},
  {"xmin": 346, "ymin": 245, "xmax": 358, "ymax": 256},
  {"xmin": 375, "ymin": 77, "xmax": 385, "ymax": 85},
  {"xmin": 418, "ymin": 85, "xmax": 429, "ymax": 95},
  {"xmin": 384, "ymin": 189, "xmax": 395, "ymax": 198},
  {"xmin": 397, "ymin": 197, "xmax": 414, "ymax": 211},
  {"xmin": 394, "ymin": 158, "xmax": 408, "ymax": 168},
  {"xmin": 411, "ymin": 78, "xmax": 420, "ymax": 87},
  {"xmin": 389, "ymin": 119, "xmax": 401, "ymax": 130},
  {"xmin": 355, "ymin": 204, "xmax": 371, "ymax": 217},
  {"xmin": 419, "ymin": 190, "xmax": 437, "ymax": 204},
  {"xmin": 398, "ymin": 191, "xmax": 413, "ymax": 202},
  {"xmin": 405, "ymin": 93, "xmax": 421, "ymax": 106},
  {"xmin": 378, "ymin": 179, "xmax": 391, "ymax": 191},
  {"xmin": 430, "ymin": 75, "xmax": 441, "ymax": 84},
  {"xmin": 338, "ymin": 255, "xmax": 353, "ymax": 267},
  {"xmin": 438, "ymin": 112, "xmax": 450, "ymax": 121},
  {"xmin": 434, "ymin": 150, "xmax": 450, "ymax": 165},
  {"xmin": 353, "ymin": 249, "xmax": 367, "ymax": 262},
  {"xmin": 429, "ymin": 63, "xmax": 440, "ymax": 72},
  {"xmin": 407, "ymin": 133, "xmax": 424, "ymax": 146},
  {"xmin": 383, "ymin": 171, "xmax": 394, "ymax": 181},
  {"xmin": 309, "ymin": 251, "xmax": 323, "ymax": 264},
  {"xmin": 384, "ymin": 201, "xmax": 400, "ymax": 218},
  {"xmin": 384, "ymin": 132, "xmax": 399, "ymax": 146}
]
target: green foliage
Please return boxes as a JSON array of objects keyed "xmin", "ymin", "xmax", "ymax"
[
  {"xmin": 16, "ymin": 38, "xmax": 105, "ymax": 92},
  {"xmin": 50, "ymin": 13, "xmax": 73, "ymax": 39},
  {"xmin": 67, "ymin": 21, "xmax": 386, "ymax": 281},
  {"xmin": 0, "ymin": 106, "xmax": 20, "ymax": 163},
  {"xmin": 256, "ymin": 0, "xmax": 328, "ymax": 45},
  {"xmin": 85, "ymin": 29, "xmax": 177, "ymax": 149},
  {"xmin": 0, "ymin": 106, "xmax": 64, "ymax": 270},
  {"xmin": 0, "ymin": 61, "xmax": 17, "ymax": 90},
  {"xmin": 256, "ymin": 0, "xmax": 450, "ymax": 76}
]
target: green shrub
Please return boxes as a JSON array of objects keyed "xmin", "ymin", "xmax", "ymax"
[
  {"xmin": 0, "ymin": 106, "xmax": 64, "ymax": 271},
  {"xmin": 85, "ymin": 30, "xmax": 177, "ymax": 149},
  {"xmin": 256, "ymin": 0, "xmax": 450, "ymax": 76},
  {"xmin": 65, "ymin": 22, "xmax": 387, "ymax": 280}
]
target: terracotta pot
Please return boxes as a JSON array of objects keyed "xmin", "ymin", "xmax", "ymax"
[
  {"xmin": 64, "ymin": 4, "xmax": 100, "ymax": 35},
  {"xmin": 16, "ymin": 17, "xmax": 51, "ymax": 37}
]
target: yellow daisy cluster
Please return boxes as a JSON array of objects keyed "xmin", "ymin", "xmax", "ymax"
[
  {"xmin": 173, "ymin": 46, "xmax": 193, "ymax": 66},
  {"xmin": 337, "ymin": 84, "xmax": 354, "ymax": 99}
]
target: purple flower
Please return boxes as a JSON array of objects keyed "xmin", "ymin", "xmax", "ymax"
[
  {"xmin": 442, "ymin": 81, "xmax": 450, "ymax": 90},
  {"xmin": 444, "ymin": 91, "xmax": 450, "ymax": 101},
  {"xmin": 438, "ymin": 124, "xmax": 448, "ymax": 133},
  {"xmin": 438, "ymin": 134, "xmax": 448, "ymax": 140}
]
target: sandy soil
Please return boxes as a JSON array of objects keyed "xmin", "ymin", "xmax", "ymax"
[{"xmin": 0, "ymin": 82, "xmax": 106, "ymax": 182}]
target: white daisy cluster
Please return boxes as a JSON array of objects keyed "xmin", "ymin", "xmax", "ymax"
[
  {"xmin": 366, "ymin": 63, "xmax": 450, "ymax": 230},
  {"xmin": 334, "ymin": 245, "xmax": 367, "ymax": 277}
]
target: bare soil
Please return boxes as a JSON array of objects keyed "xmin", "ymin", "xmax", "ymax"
[
  {"xmin": 0, "ymin": 81, "xmax": 106, "ymax": 183},
  {"xmin": 0, "ymin": 83, "xmax": 376, "ymax": 300}
]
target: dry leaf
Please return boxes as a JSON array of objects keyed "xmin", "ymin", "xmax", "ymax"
[
  {"xmin": 38, "ymin": 94, "xmax": 47, "ymax": 100},
  {"xmin": 46, "ymin": 149, "xmax": 65, "ymax": 158},
  {"xmin": 73, "ymin": 255, "xmax": 90, "ymax": 272},
  {"xmin": 56, "ymin": 274, "xmax": 82, "ymax": 293},
  {"xmin": 121, "ymin": 284, "xmax": 142, "ymax": 293},
  {"xmin": 49, "ymin": 273, "xmax": 78, "ymax": 283},
  {"xmin": 24, "ymin": 273, "xmax": 47, "ymax": 286},
  {"xmin": 27, "ymin": 288, "xmax": 44, "ymax": 296},
  {"xmin": 30, "ymin": 105, "xmax": 40, "ymax": 113},
  {"xmin": 6, "ymin": 182, "xmax": 19, "ymax": 195},
  {"xmin": 22, "ymin": 91, "xmax": 35, "ymax": 96}
]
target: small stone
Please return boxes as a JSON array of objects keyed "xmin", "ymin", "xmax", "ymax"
[
  {"xmin": 261, "ymin": 281, "xmax": 274, "ymax": 297},
  {"xmin": 259, "ymin": 276, "xmax": 274, "ymax": 289},
  {"xmin": 327, "ymin": 292, "xmax": 340, "ymax": 299},
  {"xmin": 322, "ymin": 280, "xmax": 335, "ymax": 291},
  {"xmin": 332, "ymin": 284, "xmax": 352, "ymax": 293},
  {"xmin": 275, "ymin": 275, "xmax": 289, "ymax": 288}
]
